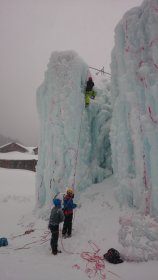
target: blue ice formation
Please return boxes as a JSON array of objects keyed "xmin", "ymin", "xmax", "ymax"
[
  {"xmin": 111, "ymin": 0, "xmax": 158, "ymax": 219},
  {"xmin": 111, "ymin": 0, "xmax": 158, "ymax": 261},
  {"xmin": 36, "ymin": 50, "xmax": 112, "ymax": 212}
]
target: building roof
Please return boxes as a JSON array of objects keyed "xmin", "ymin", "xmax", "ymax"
[
  {"xmin": 0, "ymin": 142, "xmax": 28, "ymax": 150},
  {"xmin": 0, "ymin": 142, "xmax": 38, "ymax": 158}
]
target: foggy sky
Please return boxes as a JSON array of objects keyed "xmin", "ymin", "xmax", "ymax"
[{"xmin": 0, "ymin": 0, "xmax": 143, "ymax": 146}]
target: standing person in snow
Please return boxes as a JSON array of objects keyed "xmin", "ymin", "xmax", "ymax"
[
  {"xmin": 85, "ymin": 76, "xmax": 96, "ymax": 107},
  {"xmin": 48, "ymin": 198, "xmax": 64, "ymax": 255},
  {"xmin": 62, "ymin": 188, "xmax": 77, "ymax": 238}
]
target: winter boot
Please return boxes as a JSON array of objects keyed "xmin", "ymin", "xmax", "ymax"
[{"xmin": 52, "ymin": 251, "xmax": 57, "ymax": 255}]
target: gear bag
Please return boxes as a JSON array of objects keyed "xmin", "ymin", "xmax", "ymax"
[
  {"xmin": 0, "ymin": 237, "xmax": 8, "ymax": 247},
  {"xmin": 103, "ymin": 248, "xmax": 123, "ymax": 264}
]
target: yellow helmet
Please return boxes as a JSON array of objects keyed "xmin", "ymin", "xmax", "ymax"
[{"xmin": 66, "ymin": 188, "xmax": 74, "ymax": 195}]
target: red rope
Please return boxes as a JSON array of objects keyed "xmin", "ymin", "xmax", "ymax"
[
  {"xmin": 72, "ymin": 105, "xmax": 85, "ymax": 189},
  {"xmin": 14, "ymin": 241, "xmax": 37, "ymax": 250},
  {"xmin": 80, "ymin": 241, "xmax": 106, "ymax": 280},
  {"xmin": 40, "ymin": 230, "xmax": 51, "ymax": 244},
  {"xmin": 11, "ymin": 229, "xmax": 35, "ymax": 239},
  {"xmin": 151, "ymin": 3, "xmax": 158, "ymax": 12},
  {"xmin": 59, "ymin": 228, "xmax": 80, "ymax": 255},
  {"xmin": 148, "ymin": 106, "xmax": 158, "ymax": 124},
  {"xmin": 107, "ymin": 270, "xmax": 121, "ymax": 279},
  {"xmin": 60, "ymin": 236, "xmax": 106, "ymax": 280},
  {"xmin": 11, "ymin": 229, "xmax": 51, "ymax": 249},
  {"xmin": 12, "ymin": 229, "xmax": 120, "ymax": 280},
  {"xmin": 81, "ymin": 251, "xmax": 106, "ymax": 279}
]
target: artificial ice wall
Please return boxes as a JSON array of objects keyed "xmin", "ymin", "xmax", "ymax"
[
  {"xmin": 111, "ymin": 0, "xmax": 158, "ymax": 261},
  {"xmin": 36, "ymin": 50, "xmax": 112, "ymax": 215}
]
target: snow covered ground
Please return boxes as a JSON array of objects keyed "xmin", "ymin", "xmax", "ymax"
[{"xmin": 0, "ymin": 167, "xmax": 157, "ymax": 280}]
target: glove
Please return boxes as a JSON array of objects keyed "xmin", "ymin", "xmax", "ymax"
[{"xmin": 77, "ymin": 203, "xmax": 81, "ymax": 208}]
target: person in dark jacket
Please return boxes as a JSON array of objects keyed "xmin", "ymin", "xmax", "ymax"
[
  {"xmin": 62, "ymin": 188, "xmax": 77, "ymax": 238},
  {"xmin": 48, "ymin": 198, "xmax": 64, "ymax": 255},
  {"xmin": 85, "ymin": 77, "xmax": 96, "ymax": 107}
]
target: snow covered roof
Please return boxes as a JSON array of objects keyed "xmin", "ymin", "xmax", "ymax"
[
  {"xmin": 0, "ymin": 143, "xmax": 38, "ymax": 155},
  {"xmin": 0, "ymin": 142, "xmax": 26, "ymax": 149},
  {"xmin": 0, "ymin": 142, "xmax": 28, "ymax": 152},
  {"xmin": 0, "ymin": 151, "xmax": 38, "ymax": 160}
]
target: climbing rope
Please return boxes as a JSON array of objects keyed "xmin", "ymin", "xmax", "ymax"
[
  {"xmin": 8, "ymin": 228, "xmax": 51, "ymax": 250},
  {"xmin": 59, "ymin": 232, "xmax": 106, "ymax": 280},
  {"xmin": 80, "ymin": 241, "xmax": 106, "ymax": 280},
  {"xmin": 8, "ymin": 227, "xmax": 121, "ymax": 279},
  {"xmin": 11, "ymin": 229, "xmax": 35, "ymax": 239},
  {"xmin": 72, "ymin": 103, "xmax": 85, "ymax": 190},
  {"xmin": 49, "ymin": 86, "xmax": 86, "ymax": 194}
]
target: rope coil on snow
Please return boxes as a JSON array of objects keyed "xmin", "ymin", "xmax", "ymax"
[{"xmin": 60, "ymin": 235, "xmax": 106, "ymax": 280}]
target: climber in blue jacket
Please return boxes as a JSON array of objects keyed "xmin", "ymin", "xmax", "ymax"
[{"xmin": 62, "ymin": 188, "xmax": 77, "ymax": 238}]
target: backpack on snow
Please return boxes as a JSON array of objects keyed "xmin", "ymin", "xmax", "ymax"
[
  {"xmin": 0, "ymin": 237, "xmax": 8, "ymax": 247},
  {"xmin": 103, "ymin": 248, "xmax": 123, "ymax": 264}
]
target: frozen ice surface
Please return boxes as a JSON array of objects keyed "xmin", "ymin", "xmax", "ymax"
[
  {"xmin": 36, "ymin": 50, "xmax": 112, "ymax": 215},
  {"xmin": 111, "ymin": 0, "xmax": 158, "ymax": 260}
]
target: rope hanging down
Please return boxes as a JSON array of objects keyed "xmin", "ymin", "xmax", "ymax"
[{"xmin": 72, "ymin": 104, "xmax": 85, "ymax": 189}]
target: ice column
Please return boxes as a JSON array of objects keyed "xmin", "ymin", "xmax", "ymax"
[
  {"xmin": 35, "ymin": 50, "xmax": 112, "ymax": 214},
  {"xmin": 111, "ymin": 0, "xmax": 158, "ymax": 218},
  {"xmin": 111, "ymin": 0, "xmax": 158, "ymax": 261}
]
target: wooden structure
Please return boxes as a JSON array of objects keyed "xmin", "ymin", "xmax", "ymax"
[
  {"xmin": 0, "ymin": 159, "xmax": 37, "ymax": 172},
  {"xmin": 33, "ymin": 147, "xmax": 38, "ymax": 155},
  {"xmin": 0, "ymin": 142, "xmax": 38, "ymax": 172},
  {"xmin": 0, "ymin": 142, "xmax": 28, "ymax": 153}
]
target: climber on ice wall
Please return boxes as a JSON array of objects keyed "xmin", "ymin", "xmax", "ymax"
[{"xmin": 85, "ymin": 76, "xmax": 96, "ymax": 107}]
